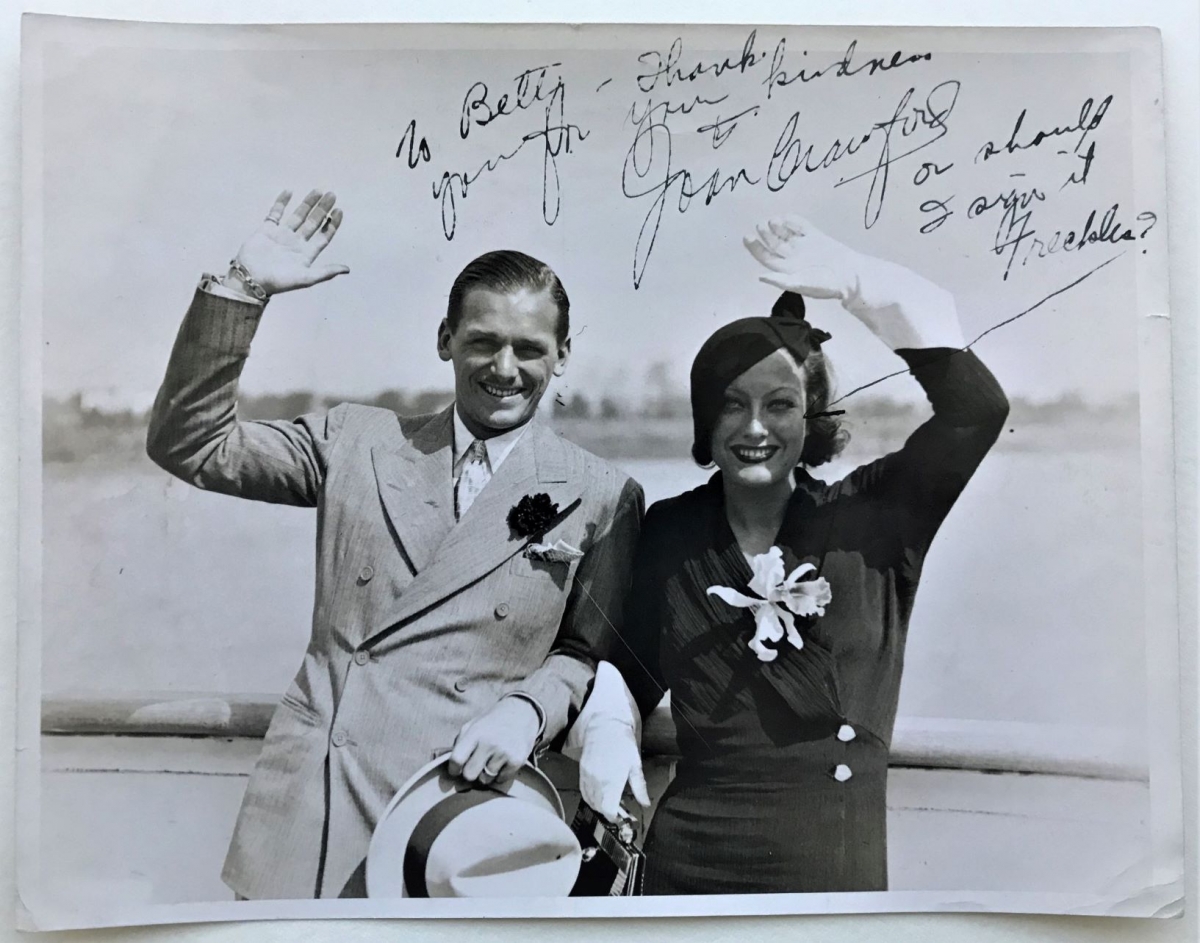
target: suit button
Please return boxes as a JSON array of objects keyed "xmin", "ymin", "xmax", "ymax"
[
  {"xmin": 331, "ymin": 731, "xmax": 348, "ymax": 748},
  {"xmin": 453, "ymin": 679, "xmax": 468, "ymax": 693},
  {"xmin": 358, "ymin": 565, "xmax": 375, "ymax": 584},
  {"xmin": 354, "ymin": 650, "xmax": 370, "ymax": 666},
  {"xmin": 837, "ymin": 724, "xmax": 856, "ymax": 742},
  {"xmin": 833, "ymin": 764, "xmax": 852, "ymax": 782},
  {"xmin": 494, "ymin": 603, "xmax": 510, "ymax": 619}
]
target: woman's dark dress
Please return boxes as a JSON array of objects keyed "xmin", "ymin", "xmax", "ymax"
[{"xmin": 613, "ymin": 348, "xmax": 1009, "ymax": 895}]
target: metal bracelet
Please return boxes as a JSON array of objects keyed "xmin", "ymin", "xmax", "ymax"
[{"xmin": 227, "ymin": 258, "xmax": 269, "ymax": 302}]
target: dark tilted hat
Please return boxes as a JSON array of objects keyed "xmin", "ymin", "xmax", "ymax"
[{"xmin": 690, "ymin": 292, "xmax": 831, "ymax": 465}]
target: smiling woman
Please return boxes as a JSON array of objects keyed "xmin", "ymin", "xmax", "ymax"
[{"xmin": 573, "ymin": 216, "xmax": 1009, "ymax": 895}]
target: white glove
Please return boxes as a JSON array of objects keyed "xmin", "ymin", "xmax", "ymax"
[
  {"xmin": 744, "ymin": 216, "xmax": 966, "ymax": 351},
  {"xmin": 563, "ymin": 661, "xmax": 651, "ymax": 823},
  {"xmin": 579, "ymin": 718, "xmax": 651, "ymax": 824}
]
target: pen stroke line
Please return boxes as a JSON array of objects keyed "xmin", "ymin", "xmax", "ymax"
[
  {"xmin": 824, "ymin": 252, "xmax": 1126, "ymax": 410},
  {"xmin": 965, "ymin": 252, "xmax": 1124, "ymax": 347}
]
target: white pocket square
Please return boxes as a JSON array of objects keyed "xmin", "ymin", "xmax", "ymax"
[{"xmin": 525, "ymin": 539, "xmax": 584, "ymax": 564}]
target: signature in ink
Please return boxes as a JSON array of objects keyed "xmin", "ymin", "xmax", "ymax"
[
  {"xmin": 622, "ymin": 99, "xmax": 760, "ymax": 288},
  {"xmin": 768, "ymin": 80, "xmax": 961, "ymax": 230}
]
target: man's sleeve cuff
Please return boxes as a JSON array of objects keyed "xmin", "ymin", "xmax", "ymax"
[
  {"xmin": 504, "ymin": 692, "xmax": 548, "ymax": 746},
  {"xmin": 178, "ymin": 278, "xmax": 266, "ymax": 353},
  {"xmin": 200, "ymin": 273, "xmax": 267, "ymax": 307}
]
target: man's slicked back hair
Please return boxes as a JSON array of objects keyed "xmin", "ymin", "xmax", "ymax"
[{"xmin": 446, "ymin": 250, "xmax": 570, "ymax": 344}]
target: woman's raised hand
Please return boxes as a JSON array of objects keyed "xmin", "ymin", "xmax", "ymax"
[
  {"xmin": 742, "ymin": 216, "xmax": 861, "ymax": 302},
  {"xmin": 228, "ymin": 190, "xmax": 351, "ymax": 298},
  {"xmin": 744, "ymin": 214, "xmax": 965, "ymax": 351}
]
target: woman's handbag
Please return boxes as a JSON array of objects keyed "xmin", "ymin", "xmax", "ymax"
[{"xmin": 568, "ymin": 803, "xmax": 645, "ymax": 896}]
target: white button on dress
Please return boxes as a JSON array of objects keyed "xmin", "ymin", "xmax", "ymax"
[
  {"xmin": 837, "ymin": 724, "xmax": 856, "ymax": 742},
  {"xmin": 833, "ymin": 764, "xmax": 853, "ymax": 782}
]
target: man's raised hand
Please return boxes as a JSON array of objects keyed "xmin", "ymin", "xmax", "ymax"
[{"xmin": 227, "ymin": 190, "xmax": 350, "ymax": 298}]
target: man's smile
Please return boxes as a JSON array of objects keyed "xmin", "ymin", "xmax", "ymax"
[{"xmin": 479, "ymin": 379, "xmax": 526, "ymax": 400}]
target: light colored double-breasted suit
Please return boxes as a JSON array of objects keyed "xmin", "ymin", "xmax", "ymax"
[{"xmin": 146, "ymin": 283, "xmax": 643, "ymax": 900}]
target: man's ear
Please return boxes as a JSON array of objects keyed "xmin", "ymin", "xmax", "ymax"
[
  {"xmin": 553, "ymin": 337, "xmax": 571, "ymax": 377},
  {"xmin": 437, "ymin": 319, "xmax": 453, "ymax": 362}
]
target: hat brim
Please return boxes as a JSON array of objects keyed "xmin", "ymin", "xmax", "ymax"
[
  {"xmin": 366, "ymin": 754, "xmax": 566, "ymax": 899},
  {"xmin": 424, "ymin": 799, "xmax": 583, "ymax": 898}
]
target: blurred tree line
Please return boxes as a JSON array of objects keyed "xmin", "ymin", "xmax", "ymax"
[{"xmin": 41, "ymin": 356, "xmax": 1140, "ymax": 465}]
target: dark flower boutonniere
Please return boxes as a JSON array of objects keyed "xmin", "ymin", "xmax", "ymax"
[{"xmin": 508, "ymin": 492, "xmax": 559, "ymax": 539}]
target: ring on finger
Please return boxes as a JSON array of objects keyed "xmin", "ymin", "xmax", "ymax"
[{"xmin": 482, "ymin": 763, "xmax": 503, "ymax": 779}]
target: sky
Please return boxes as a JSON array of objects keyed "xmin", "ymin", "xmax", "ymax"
[{"xmin": 30, "ymin": 22, "xmax": 1166, "ymax": 409}]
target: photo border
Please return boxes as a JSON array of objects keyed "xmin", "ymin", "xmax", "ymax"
[{"xmin": 11, "ymin": 10, "xmax": 1190, "ymax": 933}]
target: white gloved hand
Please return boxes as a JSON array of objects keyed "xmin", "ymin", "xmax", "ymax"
[
  {"xmin": 579, "ymin": 718, "xmax": 651, "ymax": 824},
  {"xmin": 563, "ymin": 661, "xmax": 652, "ymax": 823},
  {"xmin": 744, "ymin": 216, "xmax": 966, "ymax": 351}
]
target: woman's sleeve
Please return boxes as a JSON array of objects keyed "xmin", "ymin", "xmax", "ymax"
[
  {"xmin": 847, "ymin": 347, "xmax": 1010, "ymax": 555},
  {"xmin": 605, "ymin": 503, "xmax": 670, "ymax": 720}
]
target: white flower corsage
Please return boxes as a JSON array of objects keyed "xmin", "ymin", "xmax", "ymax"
[
  {"xmin": 707, "ymin": 546, "xmax": 832, "ymax": 663},
  {"xmin": 525, "ymin": 538, "xmax": 585, "ymax": 565}
]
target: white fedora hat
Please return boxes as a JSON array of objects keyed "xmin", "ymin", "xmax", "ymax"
[{"xmin": 366, "ymin": 754, "xmax": 582, "ymax": 899}]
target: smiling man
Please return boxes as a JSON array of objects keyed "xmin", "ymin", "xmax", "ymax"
[
  {"xmin": 146, "ymin": 190, "xmax": 643, "ymax": 900},
  {"xmin": 438, "ymin": 251, "xmax": 571, "ymax": 438}
]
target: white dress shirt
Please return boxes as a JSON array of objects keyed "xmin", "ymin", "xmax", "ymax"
[{"xmin": 451, "ymin": 408, "xmax": 529, "ymax": 480}]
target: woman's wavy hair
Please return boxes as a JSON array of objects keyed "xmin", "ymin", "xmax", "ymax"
[{"xmin": 795, "ymin": 349, "xmax": 850, "ymax": 467}]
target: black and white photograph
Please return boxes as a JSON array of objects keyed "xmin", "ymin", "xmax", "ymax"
[{"xmin": 15, "ymin": 14, "xmax": 1183, "ymax": 928}]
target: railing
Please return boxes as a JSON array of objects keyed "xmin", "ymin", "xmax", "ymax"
[{"xmin": 40, "ymin": 693, "xmax": 1148, "ymax": 782}]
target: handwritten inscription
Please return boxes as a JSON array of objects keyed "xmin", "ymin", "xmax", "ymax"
[
  {"xmin": 459, "ymin": 63, "xmax": 566, "ymax": 139},
  {"xmin": 762, "ymin": 38, "xmax": 934, "ymax": 99},
  {"xmin": 636, "ymin": 31, "xmax": 767, "ymax": 92},
  {"xmin": 396, "ymin": 120, "xmax": 432, "ymax": 168},
  {"xmin": 391, "ymin": 32, "xmax": 1158, "ymax": 288},
  {"xmin": 622, "ymin": 98, "xmax": 761, "ymax": 288},
  {"xmin": 976, "ymin": 95, "xmax": 1113, "ymax": 163},
  {"xmin": 986, "ymin": 202, "xmax": 1155, "ymax": 280},
  {"xmin": 957, "ymin": 94, "xmax": 1159, "ymax": 279},
  {"xmin": 399, "ymin": 62, "xmax": 587, "ymax": 240}
]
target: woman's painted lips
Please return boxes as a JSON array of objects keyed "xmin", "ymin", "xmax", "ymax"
[{"xmin": 731, "ymin": 445, "xmax": 778, "ymax": 464}]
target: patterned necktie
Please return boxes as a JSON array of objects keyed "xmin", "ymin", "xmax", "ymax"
[{"xmin": 454, "ymin": 438, "xmax": 491, "ymax": 520}]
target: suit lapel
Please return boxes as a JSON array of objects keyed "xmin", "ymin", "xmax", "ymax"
[
  {"xmin": 371, "ymin": 406, "xmax": 456, "ymax": 574},
  {"xmin": 365, "ymin": 418, "xmax": 584, "ymax": 643}
]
